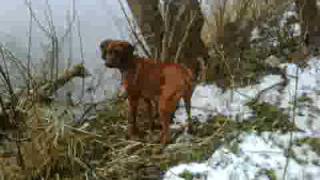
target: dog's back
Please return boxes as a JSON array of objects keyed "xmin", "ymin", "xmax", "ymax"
[{"xmin": 127, "ymin": 58, "xmax": 194, "ymax": 101}]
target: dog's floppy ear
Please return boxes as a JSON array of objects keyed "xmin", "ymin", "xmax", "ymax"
[
  {"xmin": 123, "ymin": 41, "xmax": 135, "ymax": 58},
  {"xmin": 99, "ymin": 39, "xmax": 113, "ymax": 50}
]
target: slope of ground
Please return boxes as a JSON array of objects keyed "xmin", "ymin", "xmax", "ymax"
[{"xmin": 164, "ymin": 57, "xmax": 320, "ymax": 180}]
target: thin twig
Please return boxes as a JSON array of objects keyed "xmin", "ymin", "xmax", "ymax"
[
  {"xmin": 67, "ymin": 9, "xmax": 73, "ymax": 70},
  {"xmin": 27, "ymin": 0, "xmax": 33, "ymax": 91},
  {"xmin": 174, "ymin": 11, "xmax": 197, "ymax": 63},
  {"xmin": 76, "ymin": 13, "xmax": 86, "ymax": 103},
  {"xmin": 161, "ymin": 0, "xmax": 172, "ymax": 61},
  {"xmin": 168, "ymin": 4, "xmax": 186, "ymax": 48},
  {"xmin": 24, "ymin": 0, "xmax": 51, "ymax": 37},
  {"xmin": 64, "ymin": 124, "xmax": 102, "ymax": 138},
  {"xmin": 60, "ymin": 0, "xmax": 76, "ymax": 43},
  {"xmin": 117, "ymin": 0, "xmax": 152, "ymax": 58},
  {"xmin": 282, "ymin": 65, "xmax": 299, "ymax": 180}
]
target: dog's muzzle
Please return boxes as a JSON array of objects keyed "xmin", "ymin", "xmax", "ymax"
[
  {"xmin": 103, "ymin": 58, "xmax": 115, "ymax": 68},
  {"xmin": 104, "ymin": 61, "xmax": 113, "ymax": 68}
]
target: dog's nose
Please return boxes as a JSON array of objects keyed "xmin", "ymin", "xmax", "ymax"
[{"xmin": 104, "ymin": 59, "xmax": 114, "ymax": 68}]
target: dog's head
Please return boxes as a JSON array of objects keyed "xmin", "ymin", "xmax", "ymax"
[{"xmin": 99, "ymin": 39, "xmax": 134, "ymax": 69}]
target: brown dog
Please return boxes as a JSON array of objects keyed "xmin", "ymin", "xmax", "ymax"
[{"xmin": 100, "ymin": 39, "xmax": 194, "ymax": 144}]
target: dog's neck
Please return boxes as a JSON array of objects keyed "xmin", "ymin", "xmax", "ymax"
[{"xmin": 119, "ymin": 56, "xmax": 139, "ymax": 87}]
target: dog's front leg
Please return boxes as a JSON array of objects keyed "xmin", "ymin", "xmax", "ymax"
[
  {"xmin": 159, "ymin": 110, "xmax": 171, "ymax": 145},
  {"xmin": 144, "ymin": 99, "xmax": 155, "ymax": 131},
  {"xmin": 159, "ymin": 99, "xmax": 173, "ymax": 144},
  {"xmin": 128, "ymin": 96, "xmax": 140, "ymax": 139}
]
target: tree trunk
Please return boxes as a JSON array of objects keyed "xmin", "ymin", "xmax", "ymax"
[
  {"xmin": 163, "ymin": 0, "xmax": 208, "ymax": 63},
  {"xmin": 126, "ymin": 0, "xmax": 209, "ymax": 79},
  {"xmin": 126, "ymin": 0, "xmax": 164, "ymax": 58},
  {"xmin": 295, "ymin": 0, "xmax": 320, "ymax": 46}
]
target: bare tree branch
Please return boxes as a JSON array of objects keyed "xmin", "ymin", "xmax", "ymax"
[
  {"xmin": 60, "ymin": 0, "xmax": 76, "ymax": 43},
  {"xmin": 24, "ymin": 0, "xmax": 51, "ymax": 37},
  {"xmin": 174, "ymin": 12, "xmax": 197, "ymax": 63},
  {"xmin": 118, "ymin": 0, "xmax": 152, "ymax": 58},
  {"xmin": 26, "ymin": 0, "xmax": 33, "ymax": 91},
  {"xmin": 76, "ymin": 13, "xmax": 86, "ymax": 103}
]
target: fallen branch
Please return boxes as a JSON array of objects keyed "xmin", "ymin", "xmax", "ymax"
[
  {"xmin": 249, "ymin": 68, "xmax": 288, "ymax": 105},
  {"xmin": 32, "ymin": 64, "xmax": 90, "ymax": 102}
]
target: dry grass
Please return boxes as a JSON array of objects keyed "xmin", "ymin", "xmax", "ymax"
[
  {"xmin": 203, "ymin": 0, "xmax": 289, "ymax": 45},
  {"xmin": 0, "ymin": 83, "xmax": 299, "ymax": 179},
  {"xmin": 92, "ymin": 107, "xmax": 240, "ymax": 179},
  {"xmin": 1, "ymin": 96, "xmax": 241, "ymax": 179},
  {"xmin": 201, "ymin": 0, "xmax": 295, "ymax": 89},
  {"xmin": 0, "ymin": 102, "xmax": 95, "ymax": 179}
]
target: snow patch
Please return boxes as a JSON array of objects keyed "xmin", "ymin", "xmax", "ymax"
[
  {"xmin": 169, "ymin": 56, "xmax": 320, "ymax": 179},
  {"xmin": 164, "ymin": 132, "xmax": 320, "ymax": 180}
]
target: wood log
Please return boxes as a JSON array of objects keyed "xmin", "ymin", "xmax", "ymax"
[{"xmin": 33, "ymin": 64, "xmax": 90, "ymax": 102}]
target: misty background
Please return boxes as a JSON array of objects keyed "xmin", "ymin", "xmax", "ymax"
[
  {"xmin": 0, "ymin": 0, "xmax": 210, "ymax": 103},
  {"xmin": 0, "ymin": 0, "xmax": 132, "ymax": 102}
]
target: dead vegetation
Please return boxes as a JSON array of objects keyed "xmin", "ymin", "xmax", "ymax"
[
  {"xmin": 1, "ymin": 0, "xmax": 320, "ymax": 179},
  {"xmin": 0, "ymin": 93, "xmax": 235, "ymax": 179},
  {"xmin": 2, "ymin": 95, "xmax": 297, "ymax": 179}
]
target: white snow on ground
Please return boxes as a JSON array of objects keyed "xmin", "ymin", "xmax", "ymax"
[
  {"xmin": 167, "ymin": 57, "xmax": 320, "ymax": 180},
  {"xmin": 165, "ymin": 132, "xmax": 320, "ymax": 180},
  {"xmin": 174, "ymin": 57, "xmax": 320, "ymax": 132},
  {"xmin": 173, "ymin": 74, "xmax": 283, "ymax": 124},
  {"xmin": 262, "ymin": 58, "xmax": 320, "ymax": 132}
]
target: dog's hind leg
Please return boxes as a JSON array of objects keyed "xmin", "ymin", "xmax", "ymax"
[
  {"xmin": 159, "ymin": 111, "xmax": 171, "ymax": 144},
  {"xmin": 159, "ymin": 96, "xmax": 180, "ymax": 144},
  {"xmin": 183, "ymin": 92, "xmax": 192, "ymax": 120},
  {"xmin": 183, "ymin": 90, "xmax": 193, "ymax": 133}
]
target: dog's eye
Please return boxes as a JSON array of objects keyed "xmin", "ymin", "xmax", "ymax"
[
  {"xmin": 111, "ymin": 49, "xmax": 122, "ymax": 54},
  {"xmin": 107, "ymin": 49, "xmax": 114, "ymax": 54},
  {"xmin": 107, "ymin": 49, "xmax": 121, "ymax": 55}
]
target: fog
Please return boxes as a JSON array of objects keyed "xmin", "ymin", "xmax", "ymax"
[
  {"xmin": 0, "ymin": 0, "xmax": 132, "ymax": 102},
  {"xmin": 0, "ymin": 0, "xmax": 210, "ymax": 102},
  {"xmin": 0, "ymin": 0, "xmax": 130, "ymax": 62}
]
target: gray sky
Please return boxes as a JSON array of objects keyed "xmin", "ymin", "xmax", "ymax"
[
  {"xmin": 0, "ymin": 0, "xmax": 211, "ymax": 101},
  {"xmin": 0, "ymin": 0, "xmax": 132, "ymax": 101},
  {"xmin": 0, "ymin": 0, "xmax": 130, "ymax": 67}
]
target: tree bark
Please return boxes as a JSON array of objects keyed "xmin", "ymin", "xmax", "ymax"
[
  {"xmin": 126, "ymin": 0, "xmax": 209, "ymax": 79},
  {"xmin": 35, "ymin": 64, "xmax": 90, "ymax": 101},
  {"xmin": 295, "ymin": 0, "xmax": 320, "ymax": 45},
  {"xmin": 126, "ymin": 0, "xmax": 164, "ymax": 58}
]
